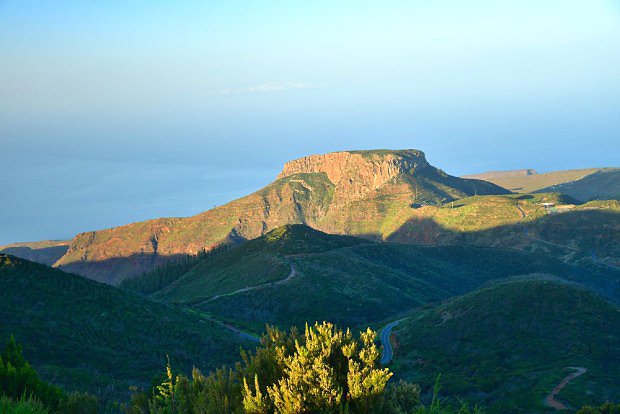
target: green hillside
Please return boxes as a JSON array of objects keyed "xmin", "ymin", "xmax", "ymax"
[
  {"xmin": 388, "ymin": 196, "xmax": 620, "ymax": 266},
  {"xmin": 124, "ymin": 225, "xmax": 619, "ymax": 329},
  {"xmin": 0, "ymin": 254, "xmax": 250, "ymax": 402},
  {"xmin": 392, "ymin": 279, "xmax": 620, "ymax": 413}
]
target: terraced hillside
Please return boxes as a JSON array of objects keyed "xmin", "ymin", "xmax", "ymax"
[
  {"xmin": 464, "ymin": 167, "xmax": 619, "ymax": 201},
  {"xmin": 391, "ymin": 279, "xmax": 620, "ymax": 413},
  {"xmin": 50, "ymin": 149, "xmax": 509, "ymax": 284},
  {"xmin": 123, "ymin": 225, "xmax": 619, "ymax": 329},
  {"xmin": 0, "ymin": 254, "xmax": 250, "ymax": 401}
]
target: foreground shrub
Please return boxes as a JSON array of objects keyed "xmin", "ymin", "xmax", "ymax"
[
  {"xmin": 0, "ymin": 336, "xmax": 63, "ymax": 410},
  {"xmin": 577, "ymin": 402, "xmax": 620, "ymax": 414},
  {"xmin": 58, "ymin": 391, "xmax": 98, "ymax": 414},
  {"xmin": 0, "ymin": 336, "xmax": 99, "ymax": 414},
  {"xmin": 128, "ymin": 322, "xmax": 395, "ymax": 413},
  {"xmin": 0, "ymin": 394, "xmax": 49, "ymax": 414}
]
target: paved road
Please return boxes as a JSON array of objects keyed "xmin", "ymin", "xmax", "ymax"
[
  {"xmin": 544, "ymin": 367, "xmax": 587, "ymax": 410},
  {"xmin": 379, "ymin": 321, "xmax": 400, "ymax": 364},
  {"xmin": 220, "ymin": 322, "xmax": 261, "ymax": 343},
  {"xmin": 199, "ymin": 315, "xmax": 260, "ymax": 343}
]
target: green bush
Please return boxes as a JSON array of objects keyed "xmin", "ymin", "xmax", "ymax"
[
  {"xmin": 57, "ymin": 391, "xmax": 98, "ymax": 414},
  {"xmin": 126, "ymin": 322, "xmax": 485, "ymax": 414},
  {"xmin": 0, "ymin": 336, "xmax": 63, "ymax": 410},
  {"xmin": 0, "ymin": 336, "xmax": 99, "ymax": 414},
  {"xmin": 0, "ymin": 394, "xmax": 49, "ymax": 414},
  {"xmin": 577, "ymin": 402, "xmax": 620, "ymax": 414}
]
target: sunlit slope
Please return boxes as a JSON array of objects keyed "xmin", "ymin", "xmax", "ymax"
[
  {"xmin": 392, "ymin": 279, "xmax": 620, "ymax": 413},
  {"xmin": 52, "ymin": 149, "xmax": 508, "ymax": 283},
  {"xmin": 0, "ymin": 254, "xmax": 247, "ymax": 399},
  {"xmin": 389, "ymin": 196, "xmax": 620, "ymax": 265}
]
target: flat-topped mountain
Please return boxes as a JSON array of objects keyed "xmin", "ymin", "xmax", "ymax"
[
  {"xmin": 277, "ymin": 150, "xmax": 431, "ymax": 201},
  {"xmin": 51, "ymin": 149, "xmax": 509, "ymax": 284},
  {"xmin": 463, "ymin": 169, "xmax": 537, "ymax": 180}
]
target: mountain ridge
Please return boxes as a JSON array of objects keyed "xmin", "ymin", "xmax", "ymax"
[
  {"xmin": 464, "ymin": 167, "xmax": 619, "ymax": 199},
  {"xmin": 51, "ymin": 149, "xmax": 510, "ymax": 284}
]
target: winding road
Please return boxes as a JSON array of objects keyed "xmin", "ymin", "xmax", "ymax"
[
  {"xmin": 544, "ymin": 367, "xmax": 587, "ymax": 410},
  {"xmin": 198, "ymin": 262, "xmax": 297, "ymax": 305},
  {"xmin": 379, "ymin": 321, "xmax": 400, "ymax": 364}
]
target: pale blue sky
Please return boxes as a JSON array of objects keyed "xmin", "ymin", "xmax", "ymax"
[{"xmin": 1, "ymin": 0, "xmax": 619, "ymax": 244}]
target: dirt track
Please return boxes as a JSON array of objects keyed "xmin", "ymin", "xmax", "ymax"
[
  {"xmin": 544, "ymin": 367, "xmax": 587, "ymax": 410},
  {"xmin": 199, "ymin": 262, "xmax": 297, "ymax": 304}
]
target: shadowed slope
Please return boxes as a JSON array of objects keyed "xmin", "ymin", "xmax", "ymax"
[
  {"xmin": 392, "ymin": 279, "xmax": 620, "ymax": 413},
  {"xmin": 0, "ymin": 254, "xmax": 248, "ymax": 400},
  {"xmin": 124, "ymin": 225, "xmax": 619, "ymax": 329}
]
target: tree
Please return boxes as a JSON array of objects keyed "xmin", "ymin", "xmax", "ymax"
[
  {"xmin": 245, "ymin": 322, "xmax": 392, "ymax": 413},
  {"xmin": 577, "ymin": 402, "xmax": 620, "ymax": 414},
  {"xmin": 127, "ymin": 322, "xmax": 426, "ymax": 414},
  {"xmin": 0, "ymin": 335, "xmax": 64, "ymax": 410}
]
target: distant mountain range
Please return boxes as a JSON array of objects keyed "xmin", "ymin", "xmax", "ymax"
[
  {"xmin": 0, "ymin": 240, "xmax": 69, "ymax": 266},
  {"xmin": 463, "ymin": 167, "xmax": 620, "ymax": 200}
]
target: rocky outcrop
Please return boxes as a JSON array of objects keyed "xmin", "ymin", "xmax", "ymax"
[{"xmin": 278, "ymin": 150, "xmax": 429, "ymax": 201}]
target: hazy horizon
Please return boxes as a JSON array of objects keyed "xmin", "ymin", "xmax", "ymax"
[{"xmin": 1, "ymin": 0, "xmax": 619, "ymax": 244}]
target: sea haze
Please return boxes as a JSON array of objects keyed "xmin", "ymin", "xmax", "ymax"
[{"xmin": 0, "ymin": 152, "xmax": 276, "ymax": 245}]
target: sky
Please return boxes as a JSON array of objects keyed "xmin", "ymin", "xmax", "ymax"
[{"xmin": 1, "ymin": 0, "xmax": 619, "ymax": 244}]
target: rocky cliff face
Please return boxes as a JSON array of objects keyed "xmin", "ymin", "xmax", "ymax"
[
  {"xmin": 278, "ymin": 150, "xmax": 429, "ymax": 201},
  {"xmin": 51, "ymin": 149, "xmax": 510, "ymax": 284}
]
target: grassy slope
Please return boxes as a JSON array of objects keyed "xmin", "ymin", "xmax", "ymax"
[
  {"xmin": 0, "ymin": 254, "xmax": 248, "ymax": 401},
  {"xmin": 135, "ymin": 225, "xmax": 619, "ymax": 330},
  {"xmin": 392, "ymin": 279, "xmax": 620, "ymax": 413}
]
